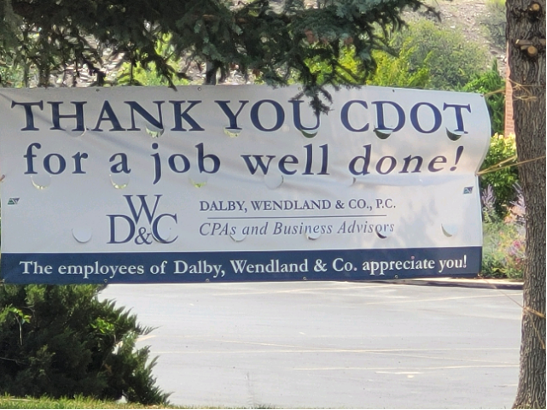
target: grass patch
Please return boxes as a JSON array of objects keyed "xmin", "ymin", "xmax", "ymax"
[
  {"xmin": 0, "ymin": 395, "xmax": 179, "ymax": 409},
  {"xmin": 0, "ymin": 396, "xmax": 245, "ymax": 409}
]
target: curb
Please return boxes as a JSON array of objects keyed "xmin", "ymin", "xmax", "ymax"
[{"xmin": 367, "ymin": 278, "xmax": 524, "ymax": 290}]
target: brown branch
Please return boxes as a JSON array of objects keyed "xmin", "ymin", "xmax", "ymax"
[
  {"xmin": 524, "ymin": 306, "xmax": 546, "ymax": 320},
  {"xmin": 0, "ymin": 356, "xmax": 21, "ymax": 364}
]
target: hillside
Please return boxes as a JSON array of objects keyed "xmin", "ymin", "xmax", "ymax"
[
  {"xmin": 412, "ymin": 0, "xmax": 506, "ymax": 75},
  {"xmin": 38, "ymin": 0, "xmax": 508, "ymax": 87}
]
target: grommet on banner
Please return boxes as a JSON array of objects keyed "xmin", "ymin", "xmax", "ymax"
[
  {"xmin": 153, "ymin": 226, "xmax": 173, "ymax": 243},
  {"xmin": 67, "ymin": 128, "xmax": 87, "ymax": 138},
  {"xmin": 230, "ymin": 231, "xmax": 246, "ymax": 242},
  {"xmin": 72, "ymin": 227, "xmax": 93, "ymax": 243},
  {"xmin": 344, "ymin": 176, "xmax": 357, "ymax": 186},
  {"xmin": 374, "ymin": 128, "xmax": 392, "ymax": 139},
  {"xmin": 224, "ymin": 128, "xmax": 241, "ymax": 138},
  {"xmin": 300, "ymin": 128, "xmax": 318, "ymax": 139},
  {"xmin": 375, "ymin": 225, "xmax": 392, "ymax": 239},
  {"xmin": 264, "ymin": 173, "xmax": 283, "ymax": 189},
  {"xmin": 189, "ymin": 170, "xmax": 208, "ymax": 188},
  {"xmin": 441, "ymin": 224, "xmax": 458, "ymax": 237},
  {"xmin": 446, "ymin": 128, "xmax": 464, "ymax": 141},
  {"xmin": 110, "ymin": 173, "xmax": 130, "ymax": 189},
  {"xmin": 306, "ymin": 231, "xmax": 321, "ymax": 240},
  {"xmin": 31, "ymin": 174, "xmax": 51, "ymax": 189},
  {"xmin": 145, "ymin": 124, "xmax": 164, "ymax": 139}
]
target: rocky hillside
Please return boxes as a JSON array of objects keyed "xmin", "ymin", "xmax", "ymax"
[
  {"xmin": 414, "ymin": 0, "xmax": 507, "ymax": 75},
  {"xmin": 73, "ymin": 0, "xmax": 509, "ymax": 86}
]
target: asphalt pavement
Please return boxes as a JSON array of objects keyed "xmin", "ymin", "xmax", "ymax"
[{"xmin": 100, "ymin": 279, "xmax": 523, "ymax": 409}]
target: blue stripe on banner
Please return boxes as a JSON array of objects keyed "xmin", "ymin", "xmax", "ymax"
[{"xmin": 0, "ymin": 248, "xmax": 481, "ymax": 284}]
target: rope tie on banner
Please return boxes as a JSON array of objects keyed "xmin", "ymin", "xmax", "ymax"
[
  {"xmin": 476, "ymin": 154, "xmax": 546, "ymax": 176},
  {"xmin": 482, "ymin": 87, "xmax": 506, "ymax": 98},
  {"xmin": 526, "ymin": 305, "xmax": 546, "ymax": 350},
  {"xmin": 508, "ymin": 78, "xmax": 541, "ymax": 102},
  {"xmin": 476, "ymin": 278, "xmax": 545, "ymax": 350}
]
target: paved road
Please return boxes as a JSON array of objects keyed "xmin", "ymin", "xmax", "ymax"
[{"xmin": 100, "ymin": 281, "xmax": 522, "ymax": 409}]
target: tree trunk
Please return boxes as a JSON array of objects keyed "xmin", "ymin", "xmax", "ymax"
[{"xmin": 506, "ymin": 1, "xmax": 546, "ymax": 408}]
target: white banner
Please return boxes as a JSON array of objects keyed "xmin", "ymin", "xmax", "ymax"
[{"xmin": 0, "ymin": 85, "xmax": 490, "ymax": 283}]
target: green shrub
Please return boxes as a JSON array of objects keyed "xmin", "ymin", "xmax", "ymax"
[
  {"xmin": 115, "ymin": 34, "xmax": 189, "ymax": 87},
  {"xmin": 368, "ymin": 45, "xmax": 430, "ymax": 88},
  {"xmin": 482, "ymin": 219, "xmax": 525, "ymax": 279},
  {"xmin": 462, "ymin": 61, "xmax": 505, "ymax": 135},
  {"xmin": 369, "ymin": 19, "xmax": 489, "ymax": 90},
  {"xmin": 480, "ymin": 182, "xmax": 525, "ymax": 279},
  {"xmin": 302, "ymin": 46, "xmax": 362, "ymax": 86},
  {"xmin": 479, "ymin": 133, "xmax": 519, "ymax": 216},
  {"xmin": 0, "ymin": 285, "xmax": 169, "ymax": 405}
]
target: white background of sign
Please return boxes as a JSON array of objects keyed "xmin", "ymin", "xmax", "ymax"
[{"xmin": 0, "ymin": 86, "xmax": 490, "ymax": 256}]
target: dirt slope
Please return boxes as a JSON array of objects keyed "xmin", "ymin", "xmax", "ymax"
[{"xmin": 419, "ymin": 0, "xmax": 506, "ymax": 75}]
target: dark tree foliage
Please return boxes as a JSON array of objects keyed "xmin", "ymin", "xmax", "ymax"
[
  {"xmin": 0, "ymin": 285, "xmax": 170, "ymax": 405},
  {"xmin": 0, "ymin": 0, "xmax": 436, "ymax": 113}
]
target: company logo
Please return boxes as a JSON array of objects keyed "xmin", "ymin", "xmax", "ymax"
[{"xmin": 108, "ymin": 195, "xmax": 178, "ymax": 244}]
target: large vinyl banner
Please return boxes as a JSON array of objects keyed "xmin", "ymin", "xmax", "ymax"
[{"xmin": 0, "ymin": 86, "xmax": 490, "ymax": 284}]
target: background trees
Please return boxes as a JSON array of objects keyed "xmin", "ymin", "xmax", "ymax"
[
  {"xmin": 1, "ymin": 0, "xmax": 436, "ymax": 112},
  {"xmin": 369, "ymin": 19, "xmax": 490, "ymax": 89}
]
